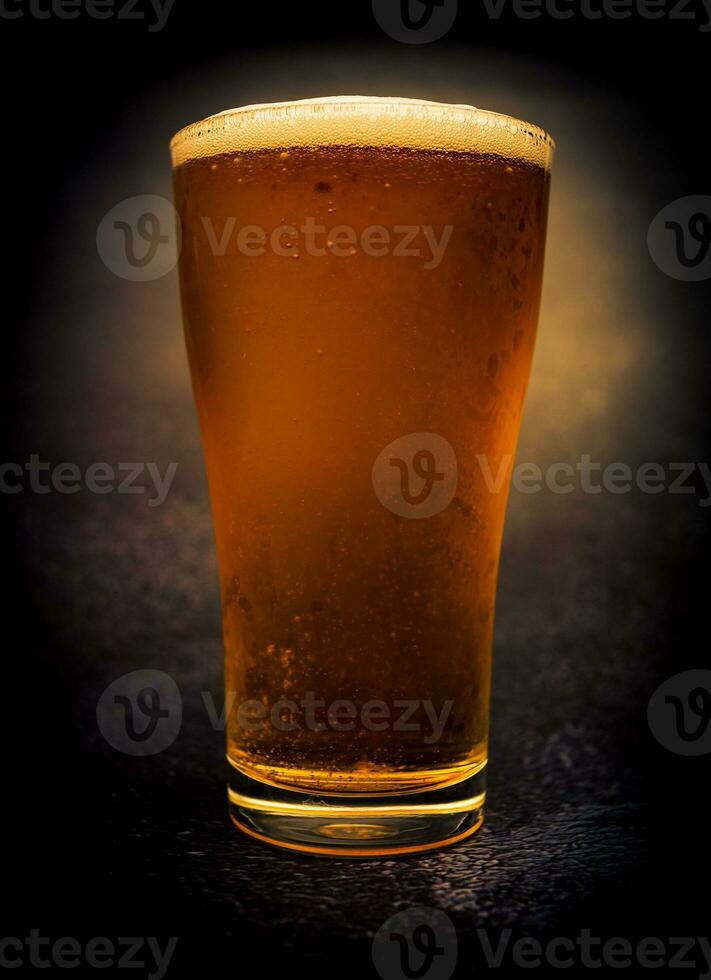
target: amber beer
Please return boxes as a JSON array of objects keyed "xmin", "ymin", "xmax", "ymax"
[{"xmin": 171, "ymin": 97, "xmax": 553, "ymax": 855}]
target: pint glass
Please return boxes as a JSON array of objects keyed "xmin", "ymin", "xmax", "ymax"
[{"xmin": 171, "ymin": 97, "xmax": 553, "ymax": 855}]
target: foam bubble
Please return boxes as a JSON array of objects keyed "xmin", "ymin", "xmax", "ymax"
[{"xmin": 170, "ymin": 96, "xmax": 554, "ymax": 169}]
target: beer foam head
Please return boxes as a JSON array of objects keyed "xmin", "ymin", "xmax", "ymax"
[{"xmin": 170, "ymin": 96, "xmax": 554, "ymax": 169}]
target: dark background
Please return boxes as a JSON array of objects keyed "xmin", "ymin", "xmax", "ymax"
[{"xmin": 2, "ymin": 1, "xmax": 710, "ymax": 977}]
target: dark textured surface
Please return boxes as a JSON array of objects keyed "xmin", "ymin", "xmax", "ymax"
[{"xmin": 6, "ymin": 418, "xmax": 708, "ymax": 976}]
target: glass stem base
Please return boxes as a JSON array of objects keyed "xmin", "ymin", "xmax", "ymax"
[{"xmin": 227, "ymin": 766, "xmax": 485, "ymax": 857}]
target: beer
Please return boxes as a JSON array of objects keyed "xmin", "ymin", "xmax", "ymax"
[{"xmin": 171, "ymin": 98, "xmax": 552, "ymax": 854}]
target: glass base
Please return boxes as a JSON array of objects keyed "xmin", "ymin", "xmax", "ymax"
[{"xmin": 227, "ymin": 765, "xmax": 485, "ymax": 857}]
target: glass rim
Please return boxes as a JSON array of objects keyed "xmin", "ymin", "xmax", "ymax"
[{"xmin": 169, "ymin": 96, "xmax": 555, "ymax": 170}]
